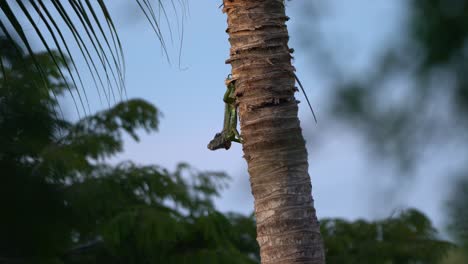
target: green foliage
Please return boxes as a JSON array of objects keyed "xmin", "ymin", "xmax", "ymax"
[
  {"xmin": 439, "ymin": 248, "xmax": 468, "ymax": 264},
  {"xmin": 321, "ymin": 209, "xmax": 453, "ymax": 264},
  {"xmin": 447, "ymin": 176, "xmax": 468, "ymax": 250},
  {"xmin": 1, "ymin": 37, "xmax": 74, "ymax": 261},
  {"xmin": 409, "ymin": 0, "xmax": 468, "ymax": 115},
  {"xmin": 411, "ymin": 0, "xmax": 468, "ymax": 70}
]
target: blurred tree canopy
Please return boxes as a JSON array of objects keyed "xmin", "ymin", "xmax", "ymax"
[
  {"xmin": 298, "ymin": 0, "xmax": 468, "ymax": 253},
  {"xmin": 321, "ymin": 209, "xmax": 452, "ymax": 264},
  {"xmin": 329, "ymin": 0, "xmax": 468, "ymax": 166},
  {"xmin": 0, "ymin": 37, "xmax": 259, "ymax": 264},
  {"xmin": 447, "ymin": 176, "xmax": 468, "ymax": 250}
]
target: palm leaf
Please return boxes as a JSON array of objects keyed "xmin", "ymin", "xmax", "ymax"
[
  {"xmin": 0, "ymin": 0, "xmax": 186, "ymax": 113},
  {"xmin": 16, "ymin": 0, "xmax": 88, "ymax": 115}
]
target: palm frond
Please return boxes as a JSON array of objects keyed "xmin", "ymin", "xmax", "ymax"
[{"xmin": 0, "ymin": 0, "xmax": 186, "ymax": 114}]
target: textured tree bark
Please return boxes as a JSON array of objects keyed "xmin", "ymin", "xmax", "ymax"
[{"xmin": 222, "ymin": 0, "xmax": 325, "ymax": 263}]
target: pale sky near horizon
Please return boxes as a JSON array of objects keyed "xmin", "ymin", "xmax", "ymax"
[{"xmin": 15, "ymin": 0, "xmax": 456, "ymax": 236}]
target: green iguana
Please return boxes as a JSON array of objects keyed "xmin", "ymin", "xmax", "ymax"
[
  {"xmin": 207, "ymin": 75, "xmax": 242, "ymax": 150},
  {"xmin": 207, "ymin": 73, "xmax": 316, "ymax": 151}
]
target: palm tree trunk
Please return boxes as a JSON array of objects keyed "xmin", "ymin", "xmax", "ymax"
[{"xmin": 222, "ymin": 0, "xmax": 325, "ymax": 263}]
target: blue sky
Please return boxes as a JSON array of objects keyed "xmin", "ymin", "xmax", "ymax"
[{"xmin": 14, "ymin": 0, "xmax": 454, "ymax": 234}]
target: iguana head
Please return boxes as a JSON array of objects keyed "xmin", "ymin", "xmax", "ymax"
[{"xmin": 207, "ymin": 132, "xmax": 232, "ymax": 151}]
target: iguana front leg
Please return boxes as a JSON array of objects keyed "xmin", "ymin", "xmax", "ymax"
[
  {"xmin": 207, "ymin": 76, "xmax": 242, "ymax": 150},
  {"xmin": 228, "ymin": 101, "xmax": 242, "ymax": 143}
]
